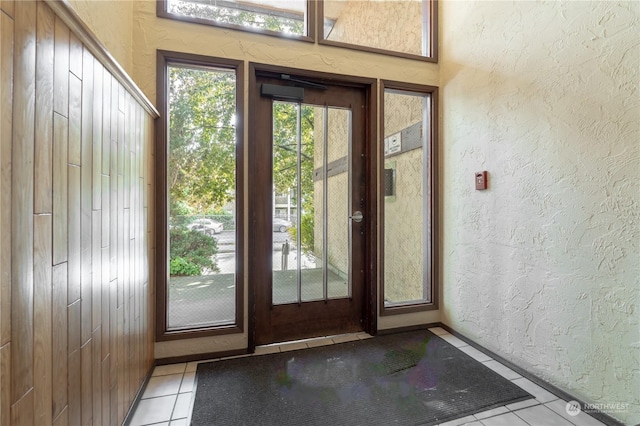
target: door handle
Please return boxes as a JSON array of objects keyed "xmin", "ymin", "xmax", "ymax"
[{"xmin": 350, "ymin": 211, "xmax": 364, "ymax": 223}]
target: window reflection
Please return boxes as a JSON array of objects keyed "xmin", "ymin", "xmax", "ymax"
[
  {"xmin": 383, "ymin": 88, "xmax": 431, "ymax": 307},
  {"xmin": 322, "ymin": 0, "xmax": 432, "ymax": 58}
]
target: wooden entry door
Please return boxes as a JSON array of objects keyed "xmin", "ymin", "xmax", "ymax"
[{"xmin": 250, "ymin": 70, "xmax": 370, "ymax": 346}]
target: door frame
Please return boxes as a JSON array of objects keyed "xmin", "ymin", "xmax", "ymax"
[{"xmin": 247, "ymin": 63, "xmax": 378, "ymax": 350}]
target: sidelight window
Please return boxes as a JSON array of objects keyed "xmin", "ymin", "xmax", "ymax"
[
  {"xmin": 156, "ymin": 51, "xmax": 244, "ymax": 339},
  {"xmin": 381, "ymin": 82, "xmax": 438, "ymax": 314}
]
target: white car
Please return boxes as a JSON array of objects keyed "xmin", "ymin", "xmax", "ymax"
[
  {"xmin": 187, "ymin": 218, "xmax": 224, "ymax": 235},
  {"xmin": 273, "ymin": 218, "xmax": 292, "ymax": 233}
]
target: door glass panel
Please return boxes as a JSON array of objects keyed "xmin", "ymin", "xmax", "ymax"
[
  {"xmin": 272, "ymin": 102, "xmax": 351, "ymax": 305},
  {"xmin": 325, "ymin": 108, "xmax": 350, "ymax": 299}
]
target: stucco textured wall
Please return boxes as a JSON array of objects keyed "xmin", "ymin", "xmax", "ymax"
[
  {"xmin": 326, "ymin": 0, "xmax": 422, "ymax": 56},
  {"xmin": 67, "ymin": 0, "xmax": 134, "ymax": 74},
  {"xmin": 384, "ymin": 92, "xmax": 427, "ymax": 303},
  {"xmin": 440, "ymin": 1, "xmax": 639, "ymax": 424},
  {"xmin": 313, "ymin": 107, "xmax": 350, "ymax": 279}
]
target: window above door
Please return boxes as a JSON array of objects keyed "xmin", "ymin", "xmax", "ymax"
[
  {"xmin": 158, "ymin": 0, "xmax": 315, "ymax": 41},
  {"xmin": 319, "ymin": 0, "xmax": 438, "ymax": 62},
  {"xmin": 157, "ymin": 1, "xmax": 438, "ymax": 62}
]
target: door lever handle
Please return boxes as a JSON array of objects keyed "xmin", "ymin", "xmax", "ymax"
[{"xmin": 350, "ymin": 211, "xmax": 364, "ymax": 223}]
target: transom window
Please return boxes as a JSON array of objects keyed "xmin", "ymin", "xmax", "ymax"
[
  {"xmin": 320, "ymin": 0, "xmax": 437, "ymax": 61},
  {"xmin": 159, "ymin": 0, "xmax": 311, "ymax": 39},
  {"xmin": 158, "ymin": 1, "xmax": 438, "ymax": 61}
]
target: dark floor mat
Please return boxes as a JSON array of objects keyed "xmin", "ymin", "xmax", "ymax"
[{"xmin": 192, "ymin": 330, "xmax": 532, "ymax": 426}]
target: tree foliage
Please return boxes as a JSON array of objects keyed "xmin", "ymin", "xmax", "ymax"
[
  {"xmin": 169, "ymin": 0, "xmax": 305, "ymax": 35},
  {"xmin": 169, "ymin": 228, "xmax": 218, "ymax": 275},
  {"xmin": 168, "ymin": 65, "xmax": 236, "ymax": 216},
  {"xmin": 273, "ymin": 103, "xmax": 316, "ymax": 254},
  {"xmin": 168, "ymin": 66, "xmax": 318, "ymax": 256}
]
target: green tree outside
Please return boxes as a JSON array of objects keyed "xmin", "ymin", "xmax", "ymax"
[{"xmin": 167, "ymin": 66, "xmax": 319, "ymax": 275}]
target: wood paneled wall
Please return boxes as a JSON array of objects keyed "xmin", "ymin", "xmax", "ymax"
[{"xmin": 0, "ymin": 1, "xmax": 156, "ymax": 425}]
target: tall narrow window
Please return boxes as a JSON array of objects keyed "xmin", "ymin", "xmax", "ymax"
[
  {"xmin": 381, "ymin": 82, "xmax": 437, "ymax": 314},
  {"xmin": 157, "ymin": 51, "xmax": 243, "ymax": 338}
]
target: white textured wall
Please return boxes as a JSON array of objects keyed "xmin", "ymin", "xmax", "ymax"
[{"xmin": 440, "ymin": 1, "xmax": 639, "ymax": 424}]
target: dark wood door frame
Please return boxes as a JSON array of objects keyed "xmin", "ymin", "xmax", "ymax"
[{"xmin": 247, "ymin": 63, "xmax": 378, "ymax": 350}]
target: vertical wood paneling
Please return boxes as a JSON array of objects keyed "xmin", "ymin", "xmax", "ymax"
[
  {"xmin": 102, "ymin": 72, "xmax": 111, "ymax": 175},
  {"xmin": 10, "ymin": 389, "xmax": 33, "ymax": 426},
  {"xmin": 109, "ymin": 383, "xmax": 117, "ymax": 426},
  {"xmin": 33, "ymin": 214, "xmax": 53, "ymax": 426},
  {"xmin": 68, "ymin": 298, "xmax": 81, "ymax": 356},
  {"xmin": 124, "ymin": 97, "xmax": 131, "ymax": 210},
  {"xmin": 101, "ymin": 245, "xmax": 109, "ymax": 359},
  {"xmin": 34, "ymin": 1, "xmax": 54, "ymax": 215},
  {"xmin": 92, "ymin": 210, "xmax": 102, "ymax": 330},
  {"xmin": 53, "ymin": 113, "xmax": 68, "ymax": 265},
  {"xmin": 80, "ymin": 46, "xmax": 94, "ymax": 347},
  {"xmin": 68, "ymin": 164, "xmax": 81, "ymax": 304},
  {"xmin": 33, "ymin": 5, "xmax": 55, "ymax": 420},
  {"xmin": 1, "ymin": 3, "xmax": 156, "ymax": 425},
  {"xmin": 92, "ymin": 328, "xmax": 102, "ymax": 426},
  {"xmin": 101, "ymin": 355, "xmax": 110, "ymax": 426},
  {"xmin": 109, "ymin": 87, "xmax": 119, "ymax": 283},
  {"xmin": 1, "ymin": 0, "xmax": 14, "ymax": 19},
  {"xmin": 68, "ymin": 31, "xmax": 81, "ymax": 78},
  {"xmin": 53, "ymin": 15, "xmax": 69, "ymax": 117},
  {"xmin": 67, "ymin": 343, "xmax": 81, "ymax": 426},
  {"xmin": 109, "ymin": 278, "xmax": 117, "ymax": 385},
  {"xmin": 116, "ymin": 304, "xmax": 125, "ymax": 420},
  {"xmin": 11, "ymin": 0, "xmax": 36, "ymax": 403},
  {"xmin": 68, "ymin": 73, "xmax": 81, "ymax": 166},
  {"xmin": 52, "ymin": 407, "xmax": 68, "ymax": 426},
  {"xmin": 80, "ymin": 340, "xmax": 92, "ymax": 426},
  {"xmin": 123, "ymin": 208, "xmax": 130, "ymax": 404},
  {"xmin": 93, "ymin": 59, "xmax": 103, "ymax": 210},
  {"xmin": 51, "ymin": 263, "xmax": 68, "ymax": 421},
  {"xmin": 102, "ymin": 174, "xmax": 110, "ymax": 250},
  {"xmin": 0, "ymin": 343, "xmax": 10, "ymax": 426},
  {"xmin": 0, "ymin": 3, "xmax": 14, "ymax": 350}
]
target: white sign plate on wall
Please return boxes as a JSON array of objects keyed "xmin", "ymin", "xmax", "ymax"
[{"xmin": 384, "ymin": 132, "xmax": 402, "ymax": 156}]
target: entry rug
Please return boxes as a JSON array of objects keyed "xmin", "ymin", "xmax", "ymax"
[{"xmin": 192, "ymin": 330, "xmax": 532, "ymax": 426}]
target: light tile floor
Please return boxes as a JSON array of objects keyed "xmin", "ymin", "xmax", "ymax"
[{"xmin": 127, "ymin": 328, "xmax": 608, "ymax": 426}]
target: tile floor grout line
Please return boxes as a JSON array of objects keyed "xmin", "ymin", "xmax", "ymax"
[{"xmin": 167, "ymin": 376, "xmax": 182, "ymax": 425}]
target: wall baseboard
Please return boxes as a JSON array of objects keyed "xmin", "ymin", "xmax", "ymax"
[{"xmin": 123, "ymin": 365, "xmax": 155, "ymax": 426}]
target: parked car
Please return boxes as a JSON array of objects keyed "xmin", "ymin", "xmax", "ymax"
[
  {"xmin": 187, "ymin": 218, "xmax": 224, "ymax": 235},
  {"xmin": 273, "ymin": 218, "xmax": 292, "ymax": 233}
]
